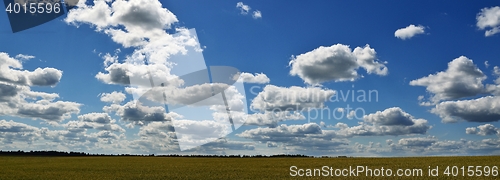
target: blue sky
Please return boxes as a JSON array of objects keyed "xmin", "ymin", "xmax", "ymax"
[{"xmin": 0, "ymin": 0, "xmax": 500, "ymax": 156}]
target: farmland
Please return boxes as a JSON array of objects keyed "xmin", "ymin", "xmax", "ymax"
[{"xmin": 1, "ymin": 156, "xmax": 500, "ymax": 179}]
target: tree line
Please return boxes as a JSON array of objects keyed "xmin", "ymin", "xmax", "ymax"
[{"xmin": 0, "ymin": 150, "xmax": 354, "ymax": 158}]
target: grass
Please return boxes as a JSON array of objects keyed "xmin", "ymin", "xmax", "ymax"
[{"xmin": 0, "ymin": 156, "xmax": 499, "ymax": 179}]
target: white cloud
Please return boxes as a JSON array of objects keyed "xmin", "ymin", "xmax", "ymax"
[
  {"xmin": 15, "ymin": 54, "xmax": 35, "ymax": 61},
  {"xmin": 65, "ymin": 113, "xmax": 124, "ymax": 133},
  {"xmin": 66, "ymin": 0, "xmax": 199, "ymax": 91},
  {"xmin": 386, "ymin": 136, "xmax": 500, "ymax": 156},
  {"xmin": 363, "ymin": 107, "xmax": 417, "ymax": 126},
  {"xmin": 494, "ymin": 66, "xmax": 500, "ymax": 84},
  {"xmin": 398, "ymin": 137, "xmax": 437, "ymax": 147},
  {"xmin": 353, "ymin": 45, "xmax": 388, "ymax": 76},
  {"xmin": 431, "ymin": 96, "xmax": 500, "ymax": 123},
  {"xmin": 236, "ymin": 2, "xmax": 251, "ymax": 14},
  {"xmin": 235, "ymin": 72, "xmax": 269, "ymax": 84},
  {"xmin": 466, "ymin": 124, "xmax": 499, "ymax": 136},
  {"xmin": 0, "ymin": 53, "xmax": 80, "ymax": 124},
  {"xmin": 266, "ymin": 141, "xmax": 278, "ymax": 148},
  {"xmin": 172, "ymin": 119, "xmax": 233, "ymax": 150},
  {"xmin": 485, "ymin": 66, "xmax": 500, "ymax": 95},
  {"xmin": 185, "ymin": 138, "xmax": 255, "ymax": 153},
  {"xmin": 236, "ymin": 2, "xmax": 262, "ymax": 19},
  {"xmin": 238, "ymin": 123, "xmax": 323, "ymax": 142},
  {"xmin": 289, "ymin": 44, "xmax": 387, "ymax": 85},
  {"xmin": 394, "ymin": 24, "xmax": 426, "ymax": 40},
  {"xmin": 101, "ymin": 52, "xmax": 119, "ymax": 67},
  {"xmin": 476, "ymin": 6, "xmax": 500, "ymax": 37},
  {"xmin": 16, "ymin": 100, "xmax": 81, "ymax": 123},
  {"xmin": 132, "ymin": 121, "xmax": 179, "ymax": 151},
  {"xmin": 410, "ymin": 56, "xmax": 486, "ymax": 104},
  {"xmin": 0, "ymin": 118, "xmax": 127, "ymax": 152},
  {"xmin": 28, "ymin": 68, "xmax": 63, "ymax": 87},
  {"xmin": 66, "ymin": 0, "xmax": 178, "ymax": 33},
  {"xmin": 332, "ymin": 120, "xmax": 430, "ymax": 138},
  {"xmin": 127, "ymin": 83, "xmax": 243, "ymax": 109},
  {"xmin": 330, "ymin": 107, "xmax": 431, "ymax": 138},
  {"xmin": 100, "ymin": 91, "xmax": 126, "ymax": 104},
  {"xmin": 103, "ymin": 101, "xmax": 177, "ymax": 125},
  {"xmin": 244, "ymin": 111, "xmax": 305, "ymax": 128},
  {"xmin": 0, "ymin": 52, "xmax": 63, "ymax": 87},
  {"xmin": 238, "ymin": 107, "xmax": 430, "ymax": 152},
  {"xmin": 250, "ymin": 85, "xmax": 335, "ymax": 112},
  {"xmin": 252, "ymin": 10, "xmax": 262, "ymax": 19},
  {"xmin": 95, "ymin": 63, "xmax": 183, "ymax": 87},
  {"xmin": 79, "ymin": 113, "xmax": 113, "ymax": 124},
  {"xmin": 133, "ymin": 117, "xmax": 239, "ymax": 151},
  {"xmin": 0, "ymin": 120, "xmax": 41, "ymax": 144}
]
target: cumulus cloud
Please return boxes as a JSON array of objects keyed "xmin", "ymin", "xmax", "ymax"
[
  {"xmin": 28, "ymin": 68, "xmax": 63, "ymax": 86},
  {"xmin": 485, "ymin": 66, "xmax": 500, "ymax": 95},
  {"xmin": 0, "ymin": 53, "xmax": 80, "ymax": 123},
  {"xmin": 330, "ymin": 107, "xmax": 431, "ymax": 138},
  {"xmin": 79, "ymin": 113, "xmax": 113, "ymax": 124},
  {"xmin": 66, "ymin": 0, "xmax": 199, "ymax": 91},
  {"xmin": 133, "ymin": 117, "xmax": 239, "ymax": 151},
  {"xmin": 410, "ymin": 56, "xmax": 486, "ymax": 104},
  {"xmin": 238, "ymin": 123, "xmax": 322, "ymax": 141},
  {"xmin": 363, "ymin": 107, "xmax": 417, "ymax": 126},
  {"xmin": 236, "ymin": 2, "xmax": 251, "ymax": 14},
  {"xmin": 103, "ymin": 101, "xmax": 177, "ymax": 125},
  {"xmin": 16, "ymin": 100, "xmax": 81, "ymax": 123},
  {"xmin": 398, "ymin": 137, "xmax": 437, "ymax": 147},
  {"xmin": 235, "ymin": 72, "xmax": 270, "ymax": 84},
  {"xmin": 15, "ymin": 54, "xmax": 35, "ymax": 61},
  {"xmin": 332, "ymin": 120, "xmax": 430, "ymax": 138},
  {"xmin": 185, "ymin": 138, "xmax": 255, "ymax": 153},
  {"xmin": 65, "ymin": 113, "xmax": 124, "ymax": 133},
  {"xmin": 476, "ymin": 6, "xmax": 500, "ymax": 37},
  {"xmin": 0, "ymin": 53, "xmax": 63, "ymax": 86},
  {"xmin": 394, "ymin": 24, "xmax": 426, "ymax": 40},
  {"xmin": 266, "ymin": 141, "xmax": 278, "ymax": 148},
  {"xmin": 237, "ymin": 123, "xmax": 350, "ymax": 151},
  {"xmin": 244, "ymin": 111, "xmax": 305, "ymax": 128},
  {"xmin": 0, "ymin": 83, "xmax": 20, "ymax": 102},
  {"xmin": 466, "ymin": 124, "xmax": 499, "ymax": 136},
  {"xmin": 0, "ymin": 118, "xmax": 126, "ymax": 152},
  {"xmin": 431, "ymin": 96, "xmax": 500, "ymax": 123},
  {"xmin": 131, "ymin": 121, "xmax": 179, "ymax": 151},
  {"xmin": 172, "ymin": 119, "xmax": 234, "ymax": 150},
  {"xmin": 250, "ymin": 85, "xmax": 335, "ymax": 112},
  {"xmin": 100, "ymin": 91, "xmax": 126, "ymax": 104},
  {"xmin": 95, "ymin": 56, "xmax": 184, "ymax": 87},
  {"xmin": 236, "ymin": 2, "xmax": 262, "ymax": 19},
  {"xmin": 238, "ymin": 107, "xmax": 430, "ymax": 151},
  {"xmin": 128, "ymin": 83, "xmax": 242, "ymax": 108},
  {"xmin": 66, "ymin": 0, "xmax": 178, "ymax": 35},
  {"xmin": 237, "ymin": 107, "xmax": 431, "ymax": 152},
  {"xmin": 289, "ymin": 44, "xmax": 387, "ymax": 85},
  {"xmin": 252, "ymin": 10, "xmax": 262, "ymax": 19},
  {"xmin": 0, "ymin": 120, "xmax": 41, "ymax": 144},
  {"xmin": 386, "ymin": 136, "xmax": 500, "ymax": 156}
]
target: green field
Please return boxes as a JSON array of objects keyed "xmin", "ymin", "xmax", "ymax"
[{"xmin": 1, "ymin": 156, "xmax": 500, "ymax": 179}]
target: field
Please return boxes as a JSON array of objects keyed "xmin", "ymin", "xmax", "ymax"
[{"xmin": 1, "ymin": 156, "xmax": 500, "ymax": 179}]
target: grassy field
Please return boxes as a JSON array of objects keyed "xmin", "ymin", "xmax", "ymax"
[{"xmin": 1, "ymin": 156, "xmax": 500, "ymax": 179}]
